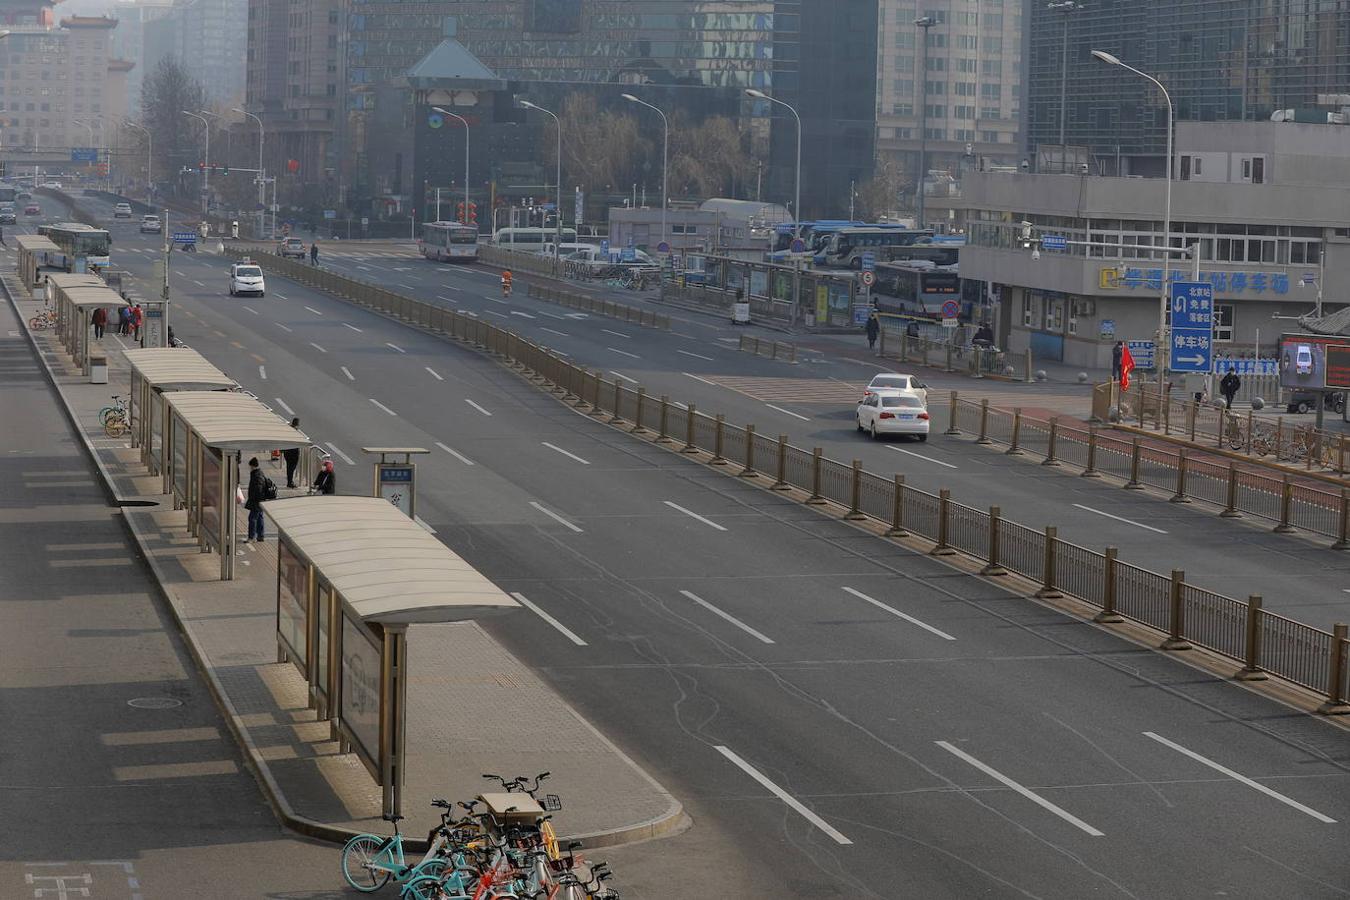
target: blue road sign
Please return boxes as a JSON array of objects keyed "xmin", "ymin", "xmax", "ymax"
[
  {"xmin": 620, "ymin": 247, "xmax": 635, "ymax": 262},
  {"xmin": 71, "ymin": 147, "xmax": 98, "ymax": 162},
  {"xmin": 1041, "ymin": 234, "xmax": 1067, "ymax": 251},
  {"xmin": 1169, "ymin": 281, "xmax": 1213, "ymax": 372},
  {"xmin": 1126, "ymin": 340, "xmax": 1156, "ymax": 370},
  {"xmin": 172, "ymin": 231, "xmax": 197, "ymax": 245},
  {"xmin": 789, "ymin": 238, "xmax": 806, "ymax": 253},
  {"xmin": 861, "ymin": 251, "xmax": 876, "ymax": 272}
]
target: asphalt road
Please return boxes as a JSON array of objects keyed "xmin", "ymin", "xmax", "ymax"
[{"xmin": 39, "ymin": 196, "xmax": 1350, "ymax": 897}]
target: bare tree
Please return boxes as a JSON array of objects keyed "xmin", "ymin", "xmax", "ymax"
[
  {"xmin": 541, "ymin": 94, "xmax": 650, "ymax": 197},
  {"xmin": 668, "ymin": 114, "xmax": 753, "ymax": 199},
  {"xmin": 855, "ymin": 157, "xmax": 904, "ymax": 221},
  {"xmin": 140, "ymin": 56, "xmax": 206, "ymax": 185}
]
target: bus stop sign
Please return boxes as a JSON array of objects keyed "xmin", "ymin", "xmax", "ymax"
[{"xmin": 172, "ymin": 231, "xmax": 197, "ymax": 245}]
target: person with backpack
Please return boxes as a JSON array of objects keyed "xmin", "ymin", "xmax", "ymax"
[
  {"xmin": 244, "ymin": 456, "xmax": 275, "ymax": 542},
  {"xmin": 865, "ymin": 310, "xmax": 880, "ymax": 352},
  {"xmin": 311, "ymin": 459, "xmax": 336, "ymax": 495}
]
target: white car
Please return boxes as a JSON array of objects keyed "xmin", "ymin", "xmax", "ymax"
[
  {"xmin": 114, "ymin": 202, "xmax": 133, "ymax": 218},
  {"xmin": 139, "ymin": 214, "xmax": 162, "ymax": 234},
  {"xmin": 563, "ymin": 246, "xmax": 655, "ymax": 273},
  {"xmin": 857, "ymin": 391, "xmax": 930, "ymax": 440},
  {"xmin": 862, "ymin": 372, "xmax": 927, "ymax": 401},
  {"xmin": 42, "ymin": 181, "xmax": 61, "ymax": 189},
  {"xmin": 229, "ymin": 261, "xmax": 265, "ymax": 297},
  {"xmin": 1295, "ymin": 345, "xmax": 1314, "ymax": 376}
]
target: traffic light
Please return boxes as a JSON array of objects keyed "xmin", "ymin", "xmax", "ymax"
[
  {"xmin": 456, "ymin": 201, "xmax": 465, "ymax": 223},
  {"xmin": 467, "ymin": 201, "xmax": 477, "ymax": 224},
  {"xmin": 198, "ymin": 162, "xmax": 205, "ymax": 173}
]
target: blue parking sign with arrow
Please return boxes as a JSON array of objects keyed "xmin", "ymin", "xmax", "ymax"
[{"xmin": 1168, "ymin": 281, "xmax": 1213, "ymax": 373}]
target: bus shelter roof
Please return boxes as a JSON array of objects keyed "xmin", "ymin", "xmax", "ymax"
[
  {"xmin": 125, "ymin": 347, "xmax": 237, "ymax": 391},
  {"xmin": 15, "ymin": 234, "xmax": 60, "ymax": 252},
  {"xmin": 46, "ymin": 272, "xmax": 106, "ymax": 290},
  {"xmin": 264, "ymin": 496, "xmax": 520, "ymax": 624},
  {"xmin": 163, "ymin": 390, "xmax": 310, "ymax": 452},
  {"xmin": 59, "ymin": 285, "xmax": 125, "ymax": 309}
]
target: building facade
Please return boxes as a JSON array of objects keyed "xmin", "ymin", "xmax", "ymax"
[
  {"xmin": 143, "ymin": 0, "xmax": 246, "ymax": 107},
  {"xmin": 961, "ymin": 122, "xmax": 1349, "ymax": 370},
  {"xmin": 0, "ymin": 16, "xmax": 118, "ymax": 158}
]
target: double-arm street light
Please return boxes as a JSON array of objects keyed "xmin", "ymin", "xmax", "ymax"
[
  {"xmin": 914, "ymin": 16, "xmax": 937, "ymax": 229},
  {"xmin": 121, "ymin": 119, "xmax": 152, "ymax": 202},
  {"xmin": 745, "ymin": 88, "xmax": 800, "ymax": 232},
  {"xmin": 1092, "ymin": 49, "xmax": 1174, "ymax": 370},
  {"xmin": 431, "ymin": 106, "xmax": 470, "ymax": 229},
  {"xmin": 519, "ymin": 99, "xmax": 562, "ymax": 272},
  {"xmin": 621, "ymin": 93, "xmax": 668, "ymax": 252},
  {"xmin": 181, "ymin": 110, "xmax": 210, "ymax": 215},
  {"xmin": 232, "ymin": 107, "xmax": 265, "ymax": 238}
]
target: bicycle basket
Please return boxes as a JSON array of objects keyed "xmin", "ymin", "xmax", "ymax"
[{"xmin": 541, "ymin": 794, "xmax": 562, "ymax": 812}]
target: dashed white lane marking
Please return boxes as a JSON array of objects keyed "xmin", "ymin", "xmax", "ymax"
[
  {"xmin": 679, "ymin": 590, "xmax": 773, "ymax": 644},
  {"xmin": 327, "ymin": 442, "xmax": 356, "ymax": 465},
  {"xmin": 465, "ymin": 399, "xmax": 492, "ymax": 416},
  {"xmin": 541, "ymin": 327, "xmax": 568, "ymax": 337},
  {"xmin": 528, "ymin": 501, "xmax": 583, "ymax": 533},
  {"xmin": 840, "ymin": 587, "xmax": 956, "ymax": 641},
  {"xmin": 765, "ymin": 403, "xmax": 810, "ymax": 422},
  {"xmin": 663, "ymin": 501, "xmax": 727, "ymax": 532},
  {"xmin": 258, "ymin": 365, "xmax": 266, "ymax": 380},
  {"xmin": 1072, "ymin": 504, "xmax": 1168, "ymax": 534},
  {"xmin": 511, "ymin": 592, "xmax": 587, "ymax": 646},
  {"xmin": 936, "ymin": 741, "xmax": 1104, "ymax": 837},
  {"xmin": 677, "ymin": 349, "xmax": 715, "ymax": 361},
  {"xmin": 602, "ymin": 328, "xmax": 630, "ymax": 339},
  {"xmin": 542, "ymin": 442, "xmax": 590, "ymax": 465},
  {"xmin": 887, "ymin": 446, "xmax": 958, "ymax": 469},
  {"xmin": 484, "ymin": 310, "xmax": 509, "ymax": 319},
  {"xmin": 609, "ymin": 371, "xmax": 637, "ymax": 384},
  {"xmin": 192, "ymin": 279, "xmax": 204, "ymax": 287},
  {"xmin": 386, "ymin": 342, "xmax": 405, "ymax": 353},
  {"xmin": 608, "ymin": 346, "xmax": 640, "ymax": 359},
  {"xmin": 510, "ymin": 311, "xmax": 536, "ymax": 319},
  {"xmin": 714, "ymin": 746, "xmax": 851, "ymax": 845},
  {"xmin": 304, "ymin": 306, "xmax": 323, "ymax": 316},
  {"xmin": 369, "ymin": 398, "xmax": 397, "ymax": 416},
  {"xmin": 308, "ymin": 342, "xmax": 327, "ymax": 353},
  {"xmin": 425, "ymin": 367, "xmax": 443, "ymax": 381},
  {"xmin": 343, "ymin": 322, "xmax": 363, "ymax": 332},
  {"xmin": 242, "ymin": 305, "xmax": 259, "ymax": 315},
  {"xmin": 438, "ymin": 294, "xmax": 460, "ymax": 304},
  {"xmin": 435, "ymin": 442, "xmax": 474, "ymax": 465},
  {"xmin": 276, "ymin": 323, "xmax": 293, "ymax": 333},
  {"xmin": 273, "ymin": 397, "xmax": 296, "ymax": 416},
  {"xmin": 340, "ymin": 366, "xmax": 355, "ymax": 381}
]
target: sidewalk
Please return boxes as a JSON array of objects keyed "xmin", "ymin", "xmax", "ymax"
[{"xmin": 5, "ymin": 272, "xmax": 683, "ymax": 848}]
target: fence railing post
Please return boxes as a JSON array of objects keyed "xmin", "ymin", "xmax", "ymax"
[
  {"xmin": 933, "ymin": 489, "xmax": 955, "ymax": 555},
  {"xmin": 1170, "ymin": 449, "xmax": 1191, "ymax": 503},
  {"xmin": 945, "ymin": 391, "xmax": 960, "ymax": 435},
  {"xmin": 981, "ymin": 506, "xmax": 1006, "ymax": 576},
  {"xmin": 591, "ymin": 372, "xmax": 608, "ymax": 417},
  {"xmin": 1082, "ymin": 427, "xmax": 1102, "ymax": 478},
  {"xmin": 710, "ymin": 414, "xmax": 727, "ymax": 464},
  {"xmin": 741, "ymin": 425, "xmax": 758, "ymax": 477},
  {"xmin": 1042, "ymin": 417, "xmax": 1061, "ymax": 467},
  {"xmin": 1235, "ymin": 596, "xmax": 1267, "ymax": 681},
  {"xmin": 1006, "ymin": 408, "xmax": 1023, "ymax": 455},
  {"xmin": 1318, "ymin": 623, "xmax": 1350, "ymax": 715},
  {"xmin": 1161, "ymin": 569, "xmax": 1192, "ymax": 650},
  {"xmin": 1187, "ymin": 400, "xmax": 1198, "ymax": 442},
  {"xmin": 682, "ymin": 403, "xmax": 699, "ymax": 453},
  {"xmin": 773, "ymin": 435, "xmax": 790, "ymax": 490},
  {"xmin": 807, "ymin": 448, "xmax": 826, "ymax": 504},
  {"xmin": 657, "ymin": 396, "xmax": 671, "ymax": 442},
  {"xmin": 1036, "ymin": 526, "xmax": 1062, "ymax": 598},
  {"xmin": 632, "ymin": 387, "xmax": 647, "ymax": 433},
  {"xmin": 846, "ymin": 460, "xmax": 865, "ymax": 520},
  {"xmin": 1274, "ymin": 474, "xmax": 1295, "ymax": 533},
  {"xmin": 1220, "ymin": 462, "xmax": 1241, "ymax": 517},
  {"xmin": 977, "ymin": 399, "xmax": 992, "ymax": 445},
  {"xmin": 1094, "ymin": 547, "xmax": 1123, "ymax": 623},
  {"xmin": 1335, "ymin": 490, "xmax": 1350, "ymax": 550},
  {"xmin": 945, "ymin": 343, "xmax": 953, "ymax": 372},
  {"xmin": 887, "ymin": 475, "xmax": 907, "ymax": 536},
  {"xmin": 1339, "ymin": 435, "xmax": 1347, "ymax": 476},
  {"xmin": 1125, "ymin": 439, "xmax": 1144, "ymax": 489},
  {"xmin": 609, "ymin": 380, "xmax": 624, "ymax": 423}
]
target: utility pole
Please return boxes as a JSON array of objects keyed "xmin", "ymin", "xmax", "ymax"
[
  {"xmin": 1049, "ymin": 1, "xmax": 1084, "ymax": 171},
  {"xmin": 915, "ymin": 16, "xmax": 937, "ymax": 229}
]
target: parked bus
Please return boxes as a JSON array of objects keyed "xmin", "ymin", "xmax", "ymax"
[
  {"xmin": 816, "ymin": 227, "xmax": 937, "ymax": 269},
  {"xmin": 493, "ymin": 226, "xmax": 578, "ymax": 248},
  {"xmin": 872, "ymin": 261, "xmax": 962, "ymax": 316},
  {"xmin": 420, "ymin": 221, "xmax": 480, "ymax": 262},
  {"xmin": 38, "ymin": 222, "xmax": 111, "ymax": 272}
]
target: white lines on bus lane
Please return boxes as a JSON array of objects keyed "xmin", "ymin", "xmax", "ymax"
[
  {"xmin": 465, "ymin": 399, "xmax": 492, "ymax": 416},
  {"xmin": 887, "ymin": 446, "xmax": 958, "ymax": 469},
  {"xmin": 511, "ymin": 592, "xmax": 587, "ymax": 646},
  {"xmin": 840, "ymin": 587, "xmax": 955, "ymax": 640},
  {"xmin": 714, "ymin": 746, "xmax": 851, "ymax": 845},
  {"xmin": 425, "ymin": 367, "xmax": 443, "ymax": 381},
  {"xmin": 679, "ymin": 590, "xmax": 773, "ymax": 644},
  {"xmin": 935, "ymin": 741, "xmax": 1105, "ymax": 837},
  {"xmin": 340, "ymin": 366, "xmax": 355, "ymax": 381},
  {"xmin": 663, "ymin": 501, "xmax": 727, "ymax": 532},
  {"xmin": 369, "ymin": 399, "xmax": 398, "ymax": 416},
  {"xmin": 1072, "ymin": 504, "xmax": 1168, "ymax": 534},
  {"xmin": 542, "ymin": 442, "xmax": 590, "ymax": 465},
  {"xmin": 435, "ymin": 442, "xmax": 474, "ymax": 465},
  {"xmin": 273, "ymin": 397, "xmax": 296, "ymax": 416},
  {"xmin": 1142, "ymin": 732, "xmax": 1336, "ymax": 823},
  {"xmin": 528, "ymin": 501, "xmax": 583, "ymax": 533}
]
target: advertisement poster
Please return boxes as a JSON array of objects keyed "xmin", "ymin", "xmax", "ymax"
[
  {"xmin": 277, "ymin": 542, "xmax": 308, "ymax": 667},
  {"xmin": 200, "ymin": 450, "xmax": 221, "ymax": 550},
  {"xmin": 341, "ymin": 616, "xmax": 382, "ymax": 762}
]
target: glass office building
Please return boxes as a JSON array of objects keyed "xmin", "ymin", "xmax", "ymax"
[{"xmin": 1028, "ymin": 0, "xmax": 1350, "ymax": 170}]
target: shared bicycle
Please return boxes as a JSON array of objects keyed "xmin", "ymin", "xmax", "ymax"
[{"xmin": 99, "ymin": 395, "xmax": 130, "ymax": 438}]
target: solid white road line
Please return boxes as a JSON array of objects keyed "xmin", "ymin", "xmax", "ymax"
[
  {"xmin": 511, "ymin": 592, "xmax": 587, "ymax": 646},
  {"xmin": 327, "ymin": 442, "xmax": 356, "ymax": 465},
  {"xmin": 192, "ymin": 279, "xmax": 205, "ymax": 287},
  {"xmin": 386, "ymin": 342, "xmax": 406, "ymax": 353},
  {"xmin": 242, "ymin": 305, "xmax": 259, "ymax": 315},
  {"xmin": 680, "ymin": 590, "xmax": 774, "ymax": 644},
  {"xmin": 274, "ymin": 293, "xmax": 289, "ymax": 300},
  {"xmin": 677, "ymin": 349, "xmax": 715, "ymax": 361},
  {"xmin": 529, "ymin": 501, "xmax": 583, "ymax": 533},
  {"xmin": 435, "ymin": 442, "xmax": 474, "ymax": 465},
  {"xmin": 714, "ymin": 746, "xmax": 851, "ymax": 845},
  {"xmin": 683, "ymin": 372, "xmax": 718, "ymax": 386},
  {"xmin": 540, "ymin": 311, "xmax": 568, "ymax": 320},
  {"xmin": 398, "ymin": 283, "xmax": 417, "ymax": 292},
  {"xmin": 304, "ymin": 306, "xmax": 324, "ymax": 316},
  {"xmin": 1072, "ymin": 504, "xmax": 1168, "ymax": 534},
  {"xmin": 510, "ymin": 311, "xmax": 536, "ymax": 319},
  {"xmin": 441, "ymin": 285, "xmax": 464, "ymax": 293},
  {"xmin": 369, "ymin": 399, "xmax": 398, "ymax": 416},
  {"xmin": 465, "ymin": 399, "xmax": 492, "ymax": 416},
  {"xmin": 541, "ymin": 327, "xmax": 569, "ymax": 337},
  {"xmin": 765, "ymin": 403, "xmax": 810, "ymax": 422},
  {"xmin": 273, "ymin": 397, "xmax": 296, "ymax": 416},
  {"xmin": 602, "ymin": 328, "xmax": 630, "ymax": 339},
  {"xmin": 343, "ymin": 322, "xmax": 363, "ymax": 332},
  {"xmin": 414, "ymin": 515, "xmax": 436, "ymax": 534},
  {"xmin": 488, "ymin": 297, "xmax": 509, "ymax": 305},
  {"xmin": 841, "ymin": 586, "xmax": 956, "ymax": 640},
  {"xmin": 276, "ymin": 323, "xmax": 293, "ymax": 333},
  {"xmin": 485, "ymin": 310, "xmax": 509, "ymax": 319},
  {"xmin": 608, "ymin": 346, "xmax": 641, "ymax": 359},
  {"xmin": 935, "ymin": 741, "xmax": 1104, "ymax": 837},
  {"xmin": 309, "ymin": 342, "xmax": 327, "ymax": 353},
  {"xmin": 425, "ymin": 367, "xmax": 443, "ymax": 381},
  {"xmin": 1142, "ymin": 732, "xmax": 1336, "ymax": 823},
  {"xmin": 663, "ymin": 501, "xmax": 727, "ymax": 532},
  {"xmin": 438, "ymin": 294, "xmax": 460, "ymax": 304},
  {"xmin": 542, "ymin": 442, "xmax": 591, "ymax": 465},
  {"xmin": 888, "ymin": 446, "xmax": 958, "ymax": 469},
  {"xmin": 340, "ymin": 366, "xmax": 355, "ymax": 381},
  {"xmin": 609, "ymin": 371, "xmax": 637, "ymax": 384},
  {"xmin": 258, "ymin": 365, "xmax": 267, "ymax": 381}
]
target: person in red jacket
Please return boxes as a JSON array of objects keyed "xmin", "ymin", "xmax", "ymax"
[
  {"xmin": 132, "ymin": 304, "xmax": 144, "ymax": 341},
  {"xmin": 91, "ymin": 306, "xmax": 107, "ymax": 340}
]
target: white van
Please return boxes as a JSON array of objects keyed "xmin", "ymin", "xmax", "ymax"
[
  {"xmin": 536, "ymin": 241, "xmax": 598, "ymax": 258},
  {"xmin": 563, "ymin": 246, "xmax": 655, "ymax": 274}
]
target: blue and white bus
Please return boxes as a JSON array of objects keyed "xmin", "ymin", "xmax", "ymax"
[
  {"xmin": 38, "ymin": 222, "xmax": 111, "ymax": 272},
  {"xmin": 816, "ymin": 227, "xmax": 936, "ymax": 269},
  {"xmin": 420, "ymin": 221, "xmax": 480, "ymax": 262}
]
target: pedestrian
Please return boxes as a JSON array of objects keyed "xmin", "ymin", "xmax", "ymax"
[
  {"xmin": 865, "ymin": 310, "xmax": 880, "ymax": 352},
  {"xmin": 1220, "ymin": 366, "xmax": 1241, "ymax": 410},
  {"xmin": 1112, "ymin": 341, "xmax": 1124, "ymax": 382},
  {"xmin": 311, "ymin": 459, "xmax": 336, "ymax": 495},
  {"xmin": 131, "ymin": 304, "xmax": 143, "ymax": 341},
  {"xmin": 0, "ymin": 224, "xmax": 7, "ymax": 247},
  {"xmin": 282, "ymin": 417, "xmax": 301, "ymax": 488},
  {"xmin": 906, "ymin": 319, "xmax": 920, "ymax": 339},
  {"xmin": 91, "ymin": 306, "xmax": 106, "ymax": 340},
  {"xmin": 117, "ymin": 303, "xmax": 130, "ymax": 335},
  {"xmin": 310, "ymin": 241, "xmax": 319, "ymax": 266},
  {"xmin": 244, "ymin": 456, "xmax": 269, "ymax": 542}
]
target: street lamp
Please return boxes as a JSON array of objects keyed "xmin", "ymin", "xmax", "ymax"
[
  {"xmin": 182, "ymin": 110, "xmax": 210, "ymax": 215},
  {"xmin": 914, "ymin": 16, "xmax": 937, "ymax": 229},
  {"xmin": 621, "ymin": 93, "xmax": 668, "ymax": 252},
  {"xmin": 232, "ymin": 107, "xmax": 265, "ymax": 238},
  {"xmin": 1049, "ymin": 2, "xmax": 1084, "ymax": 166},
  {"xmin": 1092, "ymin": 49, "xmax": 1174, "ymax": 371},
  {"xmin": 432, "ymin": 106, "xmax": 470, "ymax": 230},
  {"xmin": 122, "ymin": 120, "xmax": 152, "ymax": 202},
  {"xmin": 745, "ymin": 88, "xmax": 800, "ymax": 232},
  {"xmin": 519, "ymin": 99, "xmax": 562, "ymax": 272}
]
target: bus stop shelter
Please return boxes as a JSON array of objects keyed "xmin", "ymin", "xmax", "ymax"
[
  {"xmin": 47, "ymin": 272, "xmax": 121, "ymax": 376},
  {"xmin": 265, "ymin": 496, "xmax": 520, "ymax": 816},
  {"xmin": 162, "ymin": 390, "xmax": 311, "ymax": 580},
  {"xmin": 123, "ymin": 347, "xmax": 237, "ymax": 481},
  {"xmin": 15, "ymin": 233, "xmax": 61, "ymax": 295}
]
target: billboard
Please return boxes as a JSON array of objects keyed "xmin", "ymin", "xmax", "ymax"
[{"xmin": 1278, "ymin": 333, "xmax": 1350, "ymax": 390}]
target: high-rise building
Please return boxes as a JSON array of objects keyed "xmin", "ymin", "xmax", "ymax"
[
  {"xmin": 1027, "ymin": 0, "xmax": 1350, "ymax": 173},
  {"xmin": 142, "ymin": 0, "xmax": 246, "ymax": 107},
  {"xmin": 0, "ymin": 16, "xmax": 118, "ymax": 156}
]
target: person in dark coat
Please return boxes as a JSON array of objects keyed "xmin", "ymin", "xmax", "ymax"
[
  {"xmin": 312, "ymin": 460, "xmax": 336, "ymax": 495},
  {"xmin": 1220, "ymin": 366, "xmax": 1241, "ymax": 409},
  {"xmin": 282, "ymin": 417, "xmax": 301, "ymax": 488},
  {"xmin": 865, "ymin": 311, "xmax": 880, "ymax": 351},
  {"xmin": 244, "ymin": 456, "xmax": 267, "ymax": 542},
  {"xmin": 91, "ymin": 306, "xmax": 107, "ymax": 339},
  {"xmin": 1112, "ymin": 341, "xmax": 1124, "ymax": 381}
]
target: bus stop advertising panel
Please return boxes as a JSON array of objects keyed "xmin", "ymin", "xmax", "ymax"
[{"xmin": 1279, "ymin": 333, "xmax": 1350, "ymax": 390}]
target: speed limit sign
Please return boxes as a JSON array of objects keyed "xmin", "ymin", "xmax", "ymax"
[{"xmin": 860, "ymin": 270, "xmax": 876, "ymax": 287}]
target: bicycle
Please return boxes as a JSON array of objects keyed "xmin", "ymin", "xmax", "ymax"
[
  {"xmin": 1220, "ymin": 412, "xmax": 1246, "ymax": 451},
  {"xmin": 29, "ymin": 309, "xmax": 56, "ymax": 330},
  {"xmin": 340, "ymin": 810, "xmax": 454, "ymax": 893},
  {"xmin": 98, "ymin": 395, "xmax": 128, "ymax": 425}
]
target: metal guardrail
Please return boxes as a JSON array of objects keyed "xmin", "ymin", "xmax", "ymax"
[
  {"xmin": 878, "ymin": 326, "xmax": 1032, "ymax": 381},
  {"xmin": 658, "ymin": 280, "xmax": 795, "ymax": 324},
  {"xmin": 526, "ymin": 283, "xmax": 670, "ymax": 330},
  {"xmin": 232, "ymin": 244, "xmax": 1350, "ymax": 715},
  {"xmin": 477, "ymin": 243, "xmax": 560, "ymax": 278},
  {"xmin": 737, "ymin": 334, "xmax": 796, "ymax": 363}
]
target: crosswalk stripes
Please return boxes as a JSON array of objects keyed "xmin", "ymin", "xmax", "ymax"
[{"xmin": 704, "ymin": 375, "xmax": 866, "ymax": 404}]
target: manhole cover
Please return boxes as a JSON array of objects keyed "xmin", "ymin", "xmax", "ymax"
[{"xmin": 127, "ymin": 696, "xmax": 183, "ymax": 709}]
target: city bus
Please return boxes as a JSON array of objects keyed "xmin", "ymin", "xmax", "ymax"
[
  {"xmin": 0, "ymin": 183, "xmax": 17, "ymax": 204},
  {"xmin": 817, "ymin": 227, "xmax": 936, "ymax": 268},
  {"xmin": 872, "ymin": 261, "xmax": 962, "ymax": 316},
  {"xmin": 420, "ymin": 221, "xmax": 480, "ymax": 262},
  {"xmin": 493, "ymin": 226, "xmax": 578, "ymax": 248},
  {"xmin": 38, "ymin": 222, "xmax": 111, "ymax": 273}
]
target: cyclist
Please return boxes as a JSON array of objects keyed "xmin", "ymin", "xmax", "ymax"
[{"xmin": 501, "ymin": 269, "xmax": 513, "ymax": 298}]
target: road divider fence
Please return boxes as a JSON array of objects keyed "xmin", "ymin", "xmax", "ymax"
[
  {"xmin": 525, "ymin": 283, "xmax": 670, "ymax": 330},
  {"xmin": 229, "ymin": 246, "xmax": 1350, "ymax": 713},
  {"xmin": 737, "ymin": 334, "xmax": 796, "ymax": 363}
]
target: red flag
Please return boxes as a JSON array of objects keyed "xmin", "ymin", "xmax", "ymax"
[{"xmin": 1120, "ymin": 343, "xmax": 1136, "ymax": 391}]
